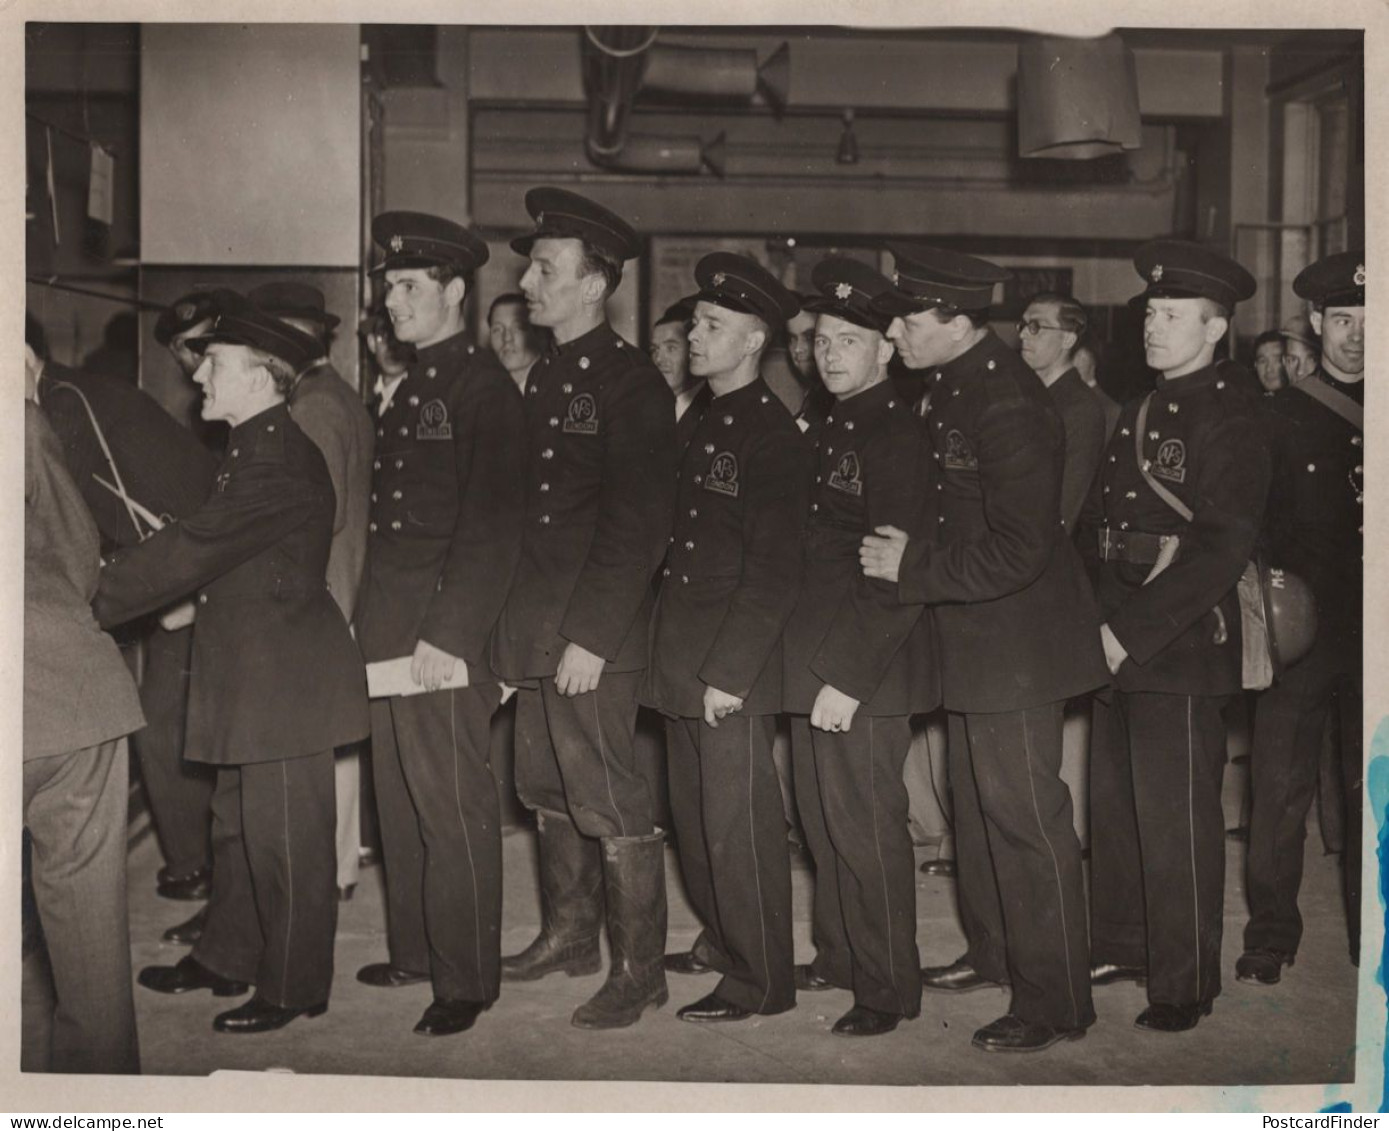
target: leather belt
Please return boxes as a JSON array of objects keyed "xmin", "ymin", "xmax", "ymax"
[{"xmin": 1096, "ymin": 527, "xmax": 1166, "ymax": 566}]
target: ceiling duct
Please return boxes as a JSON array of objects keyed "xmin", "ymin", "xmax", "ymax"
[
  {"xmin": 1017, "ymin": 33, "xmax": 1142, "ymax": 160},
  {"xmin": 581, "ymin": 27, "xmax": 782, "ymax": 176}
]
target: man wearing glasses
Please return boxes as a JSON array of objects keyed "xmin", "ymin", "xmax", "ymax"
[{"xmin": 1016, "ymin": 293, "xmax": 1108, "ymax": 531}]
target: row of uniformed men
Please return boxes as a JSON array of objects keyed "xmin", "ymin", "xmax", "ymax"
[{"xmin": 96, "ymin": 185, "xmax": 1363, "ymax": 1055}]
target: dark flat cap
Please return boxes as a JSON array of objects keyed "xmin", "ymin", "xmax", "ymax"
[
  {"xmin": 248, "ymin": 281, "xmax": 340, "ymax": 330},
  {"xmin": 802, "ymin": 256, "xmax": 895, "ymax": 333},
  {"xmin": 1293, "ymin": 250, "xmax": 1365, "ymax": 309},
  {"xmin": 185, "ymin": 288, "xmax": 320, "ymax": 373},
  {"xmin": 511, "ymin": 187, "xmax": 640, "ymax": 261},
  {"xmin": 872, "ymin": 244, "xmax": 1010, "ymax": 316},
  {"xmin": 154, "ymin": 290, "xmax": 222, "ymax": 346},
  {"xmin": 1132, "ymin": 240, "xmax": 1256, "ymax": 310},
  {"xmin": 370, "ymin": 210, "xmax": 490, "ymax": 275},
  {"xmin": 694, "ymin": 252, "xmax": 800, "ymax": 328},
  {"xmin": 654, "ymin": 295, "xmax": 699, "ymax": 329}
]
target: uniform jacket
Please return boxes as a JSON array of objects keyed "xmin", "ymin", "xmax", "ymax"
[
  {"xmin": 289, "ymin": 360, "xmax": 375, "ymax": 621},
  {"xmin": 37, "ymin": 362, "xmax": 218, "ymax": 551},
  {"xmin": 25, "ymin": 405, "xmax": 145, "ymax": 760},
  {"xmin": 354, "ymin": 333, "xmax": 525, "ymax": 674},
  {"xmin": 1079, "ymin": 362, "xmax": 1272, "ymax": 696},
  {"xmin": 645, "ymin": 377, "xmax": 811, "ymax": 718},
  {"xmin": 491, "ymin": 322, "xmax": 677, "ymax": 680},
  {"xmin": 93, "ymin": 403, "xmax": 368, "ymax": 765},
  {"xmin": 782, "ymin": 380, "xmax": 939, "ymax": 716},
  {"xmin": 1261, "ymin": 369, "xmax": 1362, "ymax": 654},
  {"xmin": 898, "ymin": 332, "xmax": 1107, "ymax": 713},
  {"xmin": 1047, "ymin": 367, "xmax": 1108, "ymax": 533}
]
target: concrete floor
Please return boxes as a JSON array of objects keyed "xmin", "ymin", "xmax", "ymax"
[{"xmin": 75, "ymin": 782, "xmax": 1359, "ymax": 1089}]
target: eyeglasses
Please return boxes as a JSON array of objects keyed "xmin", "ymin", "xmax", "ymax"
[{"xmin": 1016, "ymin": 319, "xmax": 1068, "ymax": 336}]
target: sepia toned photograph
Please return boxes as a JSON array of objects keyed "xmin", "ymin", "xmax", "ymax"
[{"xmin": 11, "ymin": 2, "xmax": 1383, "ymax": 1111}]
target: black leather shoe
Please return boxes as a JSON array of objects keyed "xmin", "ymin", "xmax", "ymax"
[
  {"xmin": 921, "ymin": 958, "xmax": 1004, "ymax": 993},
  {"xmin": 971, "ymin": 1013, "xmax": 1088, "ymax": 1053},
  {"xmin": 919, "ymin": 858, "xmax": 956, "ymax": 878},
  {"xmin": 1236, "ymin": 948, "xmax": 1294, "ymax": 985},
  {"xmin": 832, "ymin": 1004, "xmax": 900, "ymax": 1037},
  {"xmin": 356, "ymin": 962, "xmax": 429, "ymax": 988},
  {"xmin": 162, "ymin": 907, "xmax": 208, "ymax": 946},
  {"xmin": 1090, "ymin": 961, "xmax": 1147, "ymax": 986},
  {"xmin": 677, "ymin": 992, "xmax": 752, "ymax": 1023},
  {"xmin": 157, "ymin": 865, "xmax": 212, "ymax": 902},
  {"xmin": 664, "ymin": 951, "xmax": 713, "ymax": 976},
  {"xmin": 413, "ymin": 998, "xmax": 491, "ymax": 1036},
  {"xmin": 795, "ymin": 964, "xmax": 839, "ymax": 991},
  {"xmin": 213, "ymin": 996, "xmax": 327, "ymax": 1033},
  {"xmin": 138, "ymin": 955, "xmax": 248, "ymax": 997},
  {"xmin": 1134, "ymin": 1000, "xmax": 1212, "ymax": 1032}
]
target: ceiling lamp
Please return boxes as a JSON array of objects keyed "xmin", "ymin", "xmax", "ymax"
[{"xmin": 1017, "ymin": 33, "xmax": 1142, "ymax": 160}]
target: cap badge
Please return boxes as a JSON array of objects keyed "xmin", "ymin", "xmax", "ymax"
[
  {"xmin": 892, "ymin": 271, "xmax": 900, "ymax": 286},
  {"xmin": 389, "ymin": 235, "xmax": 404, "ymax": 253},
  {"xmin": 1150, "ymin": 264, "xmax": 1164, "ymax": 282},
  {"xmin": 712, "ymin": 272, "xmax": 727, "ymax": 288},
  {"xmin": 535, "ymin": 211, "xmax": 545, "ymax": 229},
  {"xmin": 834, "ymin": 282, "xmax": 854, "ymax": 300},
  {"xmin": 1354, "ymin": 264, "xmax": 1366, "ymax": 287},
  {"xmin": 176, "ymin": 301, "xmax": 197, "ymax": 321}
]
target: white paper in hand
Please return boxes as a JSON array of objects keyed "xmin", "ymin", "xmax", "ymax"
[{"xmin": 366, "ymin": 656, "xmax": 470, "ymax": 699}]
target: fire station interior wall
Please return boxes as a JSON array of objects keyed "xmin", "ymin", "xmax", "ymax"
[{"xmin": 140, "ymin": 24, "xmax": 361, "ymax": 267}]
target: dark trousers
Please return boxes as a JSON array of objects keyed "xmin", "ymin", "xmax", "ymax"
[
  {"xmin": 1088, "ymin": 692, "xmax": 1147, "ymax": 967},
  {"xmin": 194, "ymin": 750, "xmax": 337, "ymax": 1008},
  {"xmin": 1091, "ymin": 691, "xmax": 1228, "ymax": 1007},
  {"xmin": 368, "ymin": 696, "xmax": 429, "ymax": 975},
  {"xmin": 135, "ymin": 625, "xmax": 214, "ymax": 877},
  {"xmin": 791, "ymin": 715, "xmax": 921, "ymax": 1018},
  {"xmin": 23, "ymin": 738, "xmax": 139, "ymax": 1074},
  {"xmin": 951, "ymin": 703, "xmax": 1094, "ymax": 1030},
  {"xmin": 513, "ymin": 672, "xmax": 655, "ymax": 840},
  {"xmin": 667, "ymin": 714, "xmax": 795, "ymax": 1014},
  {"xmin": 1245, "ymin": 634, "xmax": 1363, "ymax": 957},
  {"xmin": 392, "ymin": 684, "xmax": 504, "ymax": 1003}
]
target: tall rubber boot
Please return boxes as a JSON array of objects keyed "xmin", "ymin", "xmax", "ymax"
[
  {"xmin": 501, "ymin": 808, "xmax": 603, "ymax": 982},
  {"xmin": 571, "ymin": 830, "xmax": 669, "ymax": 1029}
]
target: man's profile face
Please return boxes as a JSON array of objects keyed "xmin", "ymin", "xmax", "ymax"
[
  {"xmin": 1253, "ymin": 339, "xmax": 1288, "ymax": 393},
  {"xmin": 688, "ymin": 301, "xmax": 761, "ymax": 380},
  {"xmin": 519, "ymin": 238, "xmax": 589, "ymax": 330},
  {"xmin": 650, "ymin": 321, "xmax": 690, "ymax": 392},
  {"xmin": 1311, "ymin": 305, "xmax": 1365, "ymax": 377},
  {"xmin": 191, "ymin": 343, "xmax": 261, "ymax": 424},
  {"xmin": 886, "ymin": 308, "xmax": 958, "ymax": 370}
]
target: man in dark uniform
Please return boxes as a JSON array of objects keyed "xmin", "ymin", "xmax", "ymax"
[
  {"xmin": 94, "ymin": 291, "xmax": 369, "ymax": 1033},
  {"xmin": 249, "ymin": 281, "xmax": 376, "ymax": 906},
  {"xmin": 1081, "ymin": 240, "xmax": 1269, "ymax": 1032},
  {"xmin": 1239, "ymin": 250, "xmax": 1365, "ymax": 982},
  {"xmin": 783, "ymin": 257, "xmax": 937, "ymax": 1037},
  {"xmin": 28, "ymin": 311, "xmax": 218, "ymax": 925},
  {"xmin": 351, "ymin": 214, "xmax": 525, "ymax": 1036},
  {"xmin": 648, "ymin": 254, "xmax": 809, "ymax": 1024},
  {"xmin": 861, "ymin": 244, "xmax": 1107, "ymax": 1053},
  {"xmin": 491, "ymin": 188, "xmax": 677, "ymax": 1029}
]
